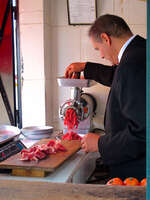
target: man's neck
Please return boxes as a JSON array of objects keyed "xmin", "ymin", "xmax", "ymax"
[
  {"xmin": 114, "ymin": 35, "xmax": 133, "ymax": 53},
  {"xmin": 111, "ymin": 34, "xmax": 133, "ymax": 64}
]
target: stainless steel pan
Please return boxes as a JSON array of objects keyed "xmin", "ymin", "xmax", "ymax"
[{"xmin": 0, "ymin": 125, "xmax": 20, "ymax": 145}]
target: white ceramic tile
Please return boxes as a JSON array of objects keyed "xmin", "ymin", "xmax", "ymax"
[
  {"xmin": 19, "ymin": 11, "xmax": 43, "ymax": 25},
  {"xmin": 114, "ymin": 0, "xmax": 130, "ymax": 24},
  {"xmin": 50, "ymin": 0, "xmax": 69, "ymax": 26},
  {"xmin": 44, "ymin": 12, "xmax": 51, "ymax": 27},
  {"xmin": 114, "ymin": 0, "xmax": 146, "ymax": 25},
  {"xmin": 43, "ymin": 0, "xmax": 51, "ymax": 26},
  {"xmin": 44, "ymin": 26, "xmax": 52, "ymax": 80},
  {"xmin": 51, "ymin": 26, "xmax": 81, "ymax": 77},
  {"xmin": 127, "ymin": 0, "xmax": 146, "ymax": 25},
  {"xmin": 20, "ymin": 24, "xmax": 45, "ymax": 79},
  {"xmin": 22, "ymin": 79, "xmax": 45, "ymax": 127},
  {"xmin": 45, "ymin": 80, "xmax": 53, "ymax": 126},
  {"xmin": 19, "ymin": 0, "xmax": 43, "ymax": 13},
  {"xmin": 43, "ymin": 0, "xmax": 51, "ymax": 13},
  {"xmin": 130, "ymin": 25, "xmax": 147, "ymax": 38},
  {"xmin": 97, "ymin": 0, "xmax": 114, "ymax": 16}
]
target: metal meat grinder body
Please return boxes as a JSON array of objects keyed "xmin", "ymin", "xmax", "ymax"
[{"xmin": 57, "ymin": 78, "xmax": 97, "ymax": 135}]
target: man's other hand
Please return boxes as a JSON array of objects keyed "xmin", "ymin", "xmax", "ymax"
[
  {"xmin": 65, "ymin": 62, "xmax": 86, "ymax": 78},
  {"xmin": 81, "ymin": 133, "xmax": 100, "ymax": 153}
]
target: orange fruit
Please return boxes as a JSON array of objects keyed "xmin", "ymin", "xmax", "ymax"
[
  {"xmin": 140, "ymin": 178, "xmax": 147, "ymax": 186},
  {"xmin": 124, "ymin": 177, "xmax": 140, "ymax": 186},
  {"xmin": 106, "ymin": 177, "xmax": 124, "ymax": 185}
]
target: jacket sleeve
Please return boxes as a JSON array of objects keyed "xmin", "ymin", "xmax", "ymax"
[
  {"xmin": 84, "ymin": 62, "xmax": 117, "ymax": 87},
  {"xmin": 98, "ymin": 62, "xmax": 146, "ymax": 165}
]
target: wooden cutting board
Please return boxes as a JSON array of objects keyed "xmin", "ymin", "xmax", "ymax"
[{"xmin": 0, "ymin": 139, "xmax": 81, "ymax": 177}]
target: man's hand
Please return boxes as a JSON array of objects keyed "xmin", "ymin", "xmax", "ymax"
[
  {"xmin": 81, "ymin": 133, "xmax": 100, "ymax": 153},
  {"xmin": 65, "ymin": 62, "xmax": 86, "ymax": 78}
]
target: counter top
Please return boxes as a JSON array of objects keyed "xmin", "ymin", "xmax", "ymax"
[
  {"xmin": 0, "ymin": 150, "xmax": 99, "ymax": 184},
  {"xmin": 0, "ymin": 131, "xmax": 100, "ymax": 183},
  {"xmin": 0, "ymin": 179, "xmax": 146, "ymax": 200}
]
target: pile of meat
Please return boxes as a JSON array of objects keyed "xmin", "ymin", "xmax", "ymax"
[
  {"xmin": 20, "ymin": 108, "xmax": 82, "ymax": 161},
  {"xmin": 20, "ymin": 139, "xmax": 66, "ymax": 161},
  {"xmin": 62, "ymin": 131, "xmax": 82, "ymax": 141},
  {"xmin": 63, "ymin": 108, "xmax": 82, "ymax": 141}
]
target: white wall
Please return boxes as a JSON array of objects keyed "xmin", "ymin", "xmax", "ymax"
[
  {"xmin": 19, "ymin": 0, "xmax": 146, "ymax": 130},
  {"xmin": 19, "ymin": 0, "xmax": 45, "ymax": 127}
]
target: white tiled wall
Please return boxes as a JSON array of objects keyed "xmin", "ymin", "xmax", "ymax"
[
  {"xmin": 19, "ymin": 0, "xmax": 45, "ymax": 127},
  {"xmin": 22, "ymin": 79, "xmax": 45, "ymax": 127},
  {"xmin": 19, "ymin": 0, "xmax": 147, "ymax": 130},
  {"xmin": 114, "ymin": 0, "xmax": 146, "ymax": 25}
]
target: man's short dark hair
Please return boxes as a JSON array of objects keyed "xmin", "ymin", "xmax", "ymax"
[{"xmin": 89, "ymin": 14, "xmax": 133, "ymax": 41}]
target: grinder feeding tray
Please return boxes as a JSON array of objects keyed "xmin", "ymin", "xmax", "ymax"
[
  {"xmin": 57, "ymin": 77, "xmax": 97, "ymax": 135},
  {"xmin": 57, "ymin": 77, "xmax": 96, "ymax": 88}
]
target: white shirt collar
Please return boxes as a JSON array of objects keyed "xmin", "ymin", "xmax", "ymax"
[{"xmin": 118, "ymin": 35, "xmax": 136, "ymax": 63}]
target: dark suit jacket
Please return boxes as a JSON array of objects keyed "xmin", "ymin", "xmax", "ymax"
[{"xmin": 84, "ymin": 35, "xmax": 146, "ymax": 180}]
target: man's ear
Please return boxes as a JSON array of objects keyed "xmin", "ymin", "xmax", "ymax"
[{"xmin": 100, "ymin": 33, "xmax": 111, "ymax": 46}]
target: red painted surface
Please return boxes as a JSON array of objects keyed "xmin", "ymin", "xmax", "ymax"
[{"xmin": 0, "ymin": 0, "xmax": 13, "ymax": 74}]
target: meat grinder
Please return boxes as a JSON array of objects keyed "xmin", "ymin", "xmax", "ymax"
[{"xmin": 57, "ymin": 78, "xmax": 97, "ymax": 135}]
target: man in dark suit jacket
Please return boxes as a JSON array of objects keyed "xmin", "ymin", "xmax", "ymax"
[{"xmin": 65, "ymin": 14, "xmax": 146, "ymax": 180}]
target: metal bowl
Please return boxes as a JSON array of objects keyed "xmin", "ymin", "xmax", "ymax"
[
  {"xmin": 0, "ymin": 125, "xmax": 21, "ymax": 145},
  {"xmin": 22, "ymin": 133, "xmax": 51, "ymax": 140},
  {"xmin": 21, "ymin": 125, "xmax": 53, "ymax": 135}
]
